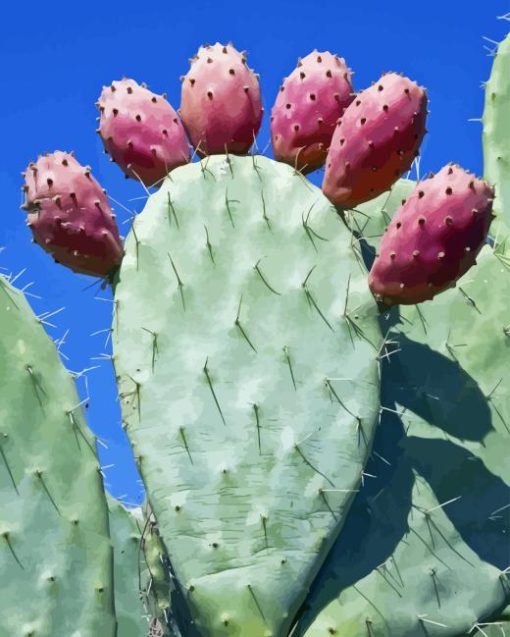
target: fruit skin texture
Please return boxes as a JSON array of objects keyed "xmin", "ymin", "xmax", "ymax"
[
  {"xmin": 271, "ymin": 51, "xmax": 353, "ymax": 173},
  {"xmin": 368, "ymin": 164, "xmax": 494, "ymax": 305},
  {"xmin": 322, "ymin": 72, "xmax": 427, "ymax": 208},
  {"xmin": 22, "ymin": 151, "xmax": 123, "ymax": 277},
  {"xmin": 97, "ymin": 78, "xmax": 190, "ymax": 187},
  {"xmin": 179, "ymin": 42, "xmax": 263, "ymax": 155}
]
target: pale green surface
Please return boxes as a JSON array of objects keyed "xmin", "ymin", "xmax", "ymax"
[
  {"xmin": 112, "ymin": 154, "xmax": 382, "ymax": 637},
  {"xmin": 107, "ymin": 496, "xmax": 148, "ymax": 637},
  {"xmin": 483, "ymin": 33, "xmax": 510, "ymax": 245},
  {"xmin": 296, "ymin": 245, "xmax": 510, "ymax": 636},
  {"xmin": 0, "ymin": 276, "xmax": 116, "ymax": 637}
]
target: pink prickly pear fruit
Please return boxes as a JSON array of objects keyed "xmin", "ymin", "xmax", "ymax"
[
  {"xmin": 179, "ymin": 42, "xmax": 263, "ymax": 156},
  {"xmin": 368, "ymin": 164, "xmax": 495, "ymax": 306},
  {"xmin": 22, "ymin": 151, "xmax": 123, "ymax": 277},
  {"xmin": 271, "ymin": 50, "xmax": 354, "ymax": 174},
  {"xmin": 97, "ymin": 78, "xmax": 190, "ymax": 187},
  {"xmin": 322, "ymin": 72, "xmax": 428, "ymax": 208}
]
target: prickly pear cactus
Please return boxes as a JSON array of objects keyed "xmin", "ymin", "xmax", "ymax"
[
  {"xmin": 112, "ymin": 154, "xmax": 383, "ymax": 637},
  {"xmin": 0, "ymin": 276, "xmax": 116, "ymax": 637},
  {"xmin": 11, "ymin": 22, "xmax": 510, "ymax": 637}
]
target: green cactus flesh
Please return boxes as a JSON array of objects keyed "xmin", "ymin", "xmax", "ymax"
[
  {"xmin": 141, "ymin": 504, "xmax": 176, "ymax": 636},
  {"xmin": 473, "ymin": 605, "xmax": 510, "ymax": 636},
  {"xmin": 483, "ymin": 32, "xmax": 510, "ymax": 245},
  {"xmin": 107, "ymin": 495, "xmax": 149, "ymax": 636},
  {"xmin": 112, "ymin": 154, "xmax": 383, "ymax": 637},
  {"xmin": 0, "ymin": 276, "xmax": 116, "ymax": 637},
  {"xmin": 343, "ymin": 178, "xmax": 416, "ymax": 260},
  {"xmin": 293, "ymin": 238, "xmax": 510, "ymax": 636}
]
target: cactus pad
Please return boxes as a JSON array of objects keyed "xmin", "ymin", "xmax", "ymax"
[
  {"xmin": 294, "ymin": 248, "xmax": 510, "ymax": 636},
  {"xmin": 483, "ymin": 33, "xmax": 510, "ymax": 244},
  {"xmin": 0, "ymin": 276, "xmax": 116, "ymax": 637},
  {"xmin": 112, "ymin": 154, "xmax": 382, "ymax": 637}
]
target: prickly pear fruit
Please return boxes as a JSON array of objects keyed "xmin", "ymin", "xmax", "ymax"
[
  {"xmin": 322, "ymin": 72, "xmax": 428, "ymax": 208},
  {"xmin": 97, "ymin": 78, "xmax": 190, "ymax": 187},
  {"xmin": 22, "ymin": 151, "xmax": 123, "ymax": 277},
  {"xmin": 271, "ymin": 51, "xmax": 354, "ymax": 173},
  {"xmin": 368, "ymin": 164, "xmax": 495, "ymax": 305},
  {"xmin": 179, "ymin": 42, "xmax": 263, "ymax": 155}
]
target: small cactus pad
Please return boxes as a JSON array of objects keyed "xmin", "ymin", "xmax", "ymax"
[
  {"xmin": 322, "ymin": 73, "xmax": 427, "ymax": 208},
  {"xmin": 140, "ymin": 505, "xmax": 176, "ymax": 636},
  {"xmin": 22, "ymin": 151, "xmax": 123, "ymax": 277},
  {"xmin": 294, "ymin": 245, "xmax": 510, "ymax": 637},
  {"xmin": 271, "ymin": 51, "xmax": 354, "ymax": 173},
  {"xmin": 483, "ymin": 33, "xmax": 510, "ymax": 244},
  {"xmin": 97, "ymin": 78, "xmax": 191, "ymax": 187},
  {"xmin": 368, "ymin": 165, "xmax": 494, "ymax": 305},
  {"xmin": 106, "ymin": 496, "xmax": 150, "ymax": 637},
  {"xmin": 179, "ymin": 43, "xmax": 263, "ymax": 156},
  {"xmin": 112, "ymin": 155, "xmax": 382, "ymax": 637},
  {"xmin": 0, "ymin": 276, "xmax": 116, "ymax": 637}
]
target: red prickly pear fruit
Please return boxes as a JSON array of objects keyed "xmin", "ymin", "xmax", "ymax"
[
  {"xmin": 271, "ymin": 50, "xmax": 354, "ymax": 174},
  {"xmin": 179, "ymin": 42, "xmax": 263, "ymax": 156},
  {"xmin": 97, "ymin": 78, "xmax": 190, "ymax": 187},
  {"xmin": 322, "ymin": 72, "xmax": 428, "ymax": 208},
  {"xmin": 22, "ymin": 151, "xmax": 123, "ymax": 278},
  {"xmin": 368, "ymin": 164, "xmax": 495, "ymax": 306}
]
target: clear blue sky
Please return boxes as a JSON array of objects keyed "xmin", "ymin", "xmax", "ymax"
[{"xmin": 1, "ymin": 1, "xmax": 508, "ymax": 505}]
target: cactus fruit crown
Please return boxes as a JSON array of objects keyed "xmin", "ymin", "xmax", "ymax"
[{"xmin": 7, "ymin": 32, "xmax": 510, "ymax": 637}]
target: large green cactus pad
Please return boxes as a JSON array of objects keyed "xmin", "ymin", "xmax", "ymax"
[
  {"xmin": 112, "ymin": 155, "xmax": 382, "ymax": 637},
  {"xmin": 0, "ymin": 276, "xmax": 116, "ymax": 637},
  {"xmin": 295, "ymin": 244, "xmax": 510, "ymax": 636},
  {"xmin": 483, "ymin": 32, "xmax": 510, "ymax": 244}
]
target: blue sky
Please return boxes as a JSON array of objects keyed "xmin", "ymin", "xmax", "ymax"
[{"xmin": 1, "ymin": 1, "xmax": 508, "ymax": 505}]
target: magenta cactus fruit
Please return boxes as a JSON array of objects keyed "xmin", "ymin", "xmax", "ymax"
[
  {"xmin": 322, "ymin": 72, "xmax": 428, "ymax": 208},
  {"xmin": 97, "ymin": 78, "xmax": 190, "ymax": 187},
  {"xmin": 368, "ymin": 164, "xmax": 495, "ymax": 305},
  {"xmin": 22, "ymin": 151, "xmax": 123, "ymax": 277},
  {"xmin": 179, "ymin": 42, "xmax": 263, "ymax": 156},
  {"xmin": 270, "ymin": 50, "xmax": 354, "ymax": 173}
]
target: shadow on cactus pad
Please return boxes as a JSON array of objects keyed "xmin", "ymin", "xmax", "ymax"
[{"xmin": 293, "ymin": 247, "xmax": 510, "ymax": 637}]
